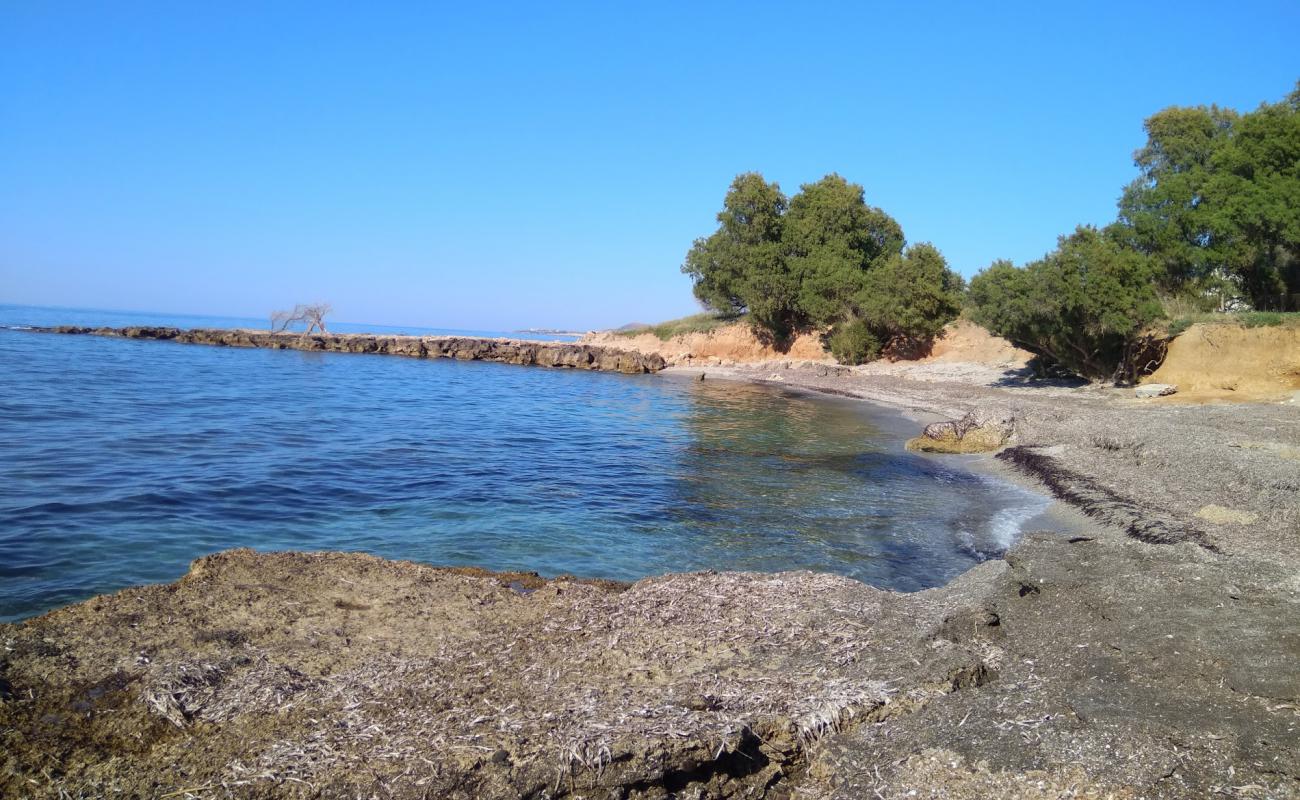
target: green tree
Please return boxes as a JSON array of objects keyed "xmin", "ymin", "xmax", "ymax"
[
  {"xmin": 1116, "ymin": 104, "xmax": 1237, "ymax": 299},
  {"xmin": 1207, "ymin": 84, "xmax": 1300, "ymax": 308},
  {"xmin": 969, "ymin": 227, "xmax": 1163, "ymax": 379},
  {"xmin": 1116, "ymin": 82, "xmax": 1300, "ymax": 309},
  {"xmin": 681, "ymin": 173, "xmax": 799, "ymax": 336},
  {"xmin": 682, "ymin": 172, "xmax": 960, "ymax": 361},
  {"xmin": 784, "ymin": 174, "xmax": 904, "ymax": 327},
  {"xmin": 856, "ymin": 242, "xmax": 965, "ymax": 350}
]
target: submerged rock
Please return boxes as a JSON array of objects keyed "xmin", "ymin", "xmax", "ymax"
[{"xmin": 906, "ymin": 406, "xmax": 1017, "ymax": 453}]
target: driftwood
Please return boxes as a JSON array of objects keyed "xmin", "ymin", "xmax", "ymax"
[{"xmin": 270, "ymin": 303, "xmax": 333, "ymax": 334}]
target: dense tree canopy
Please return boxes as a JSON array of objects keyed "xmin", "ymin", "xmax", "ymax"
[
  {"xmin": 682, "ymin": 173, "xmax": 961, "ymax": 363},
  {"xmin": 785, "ymin": 174, "xmax": 905, "ymax": 328},
  {"xmin": 1117, "ymin": 82, "xmax": 1300, "ymax": 309}
]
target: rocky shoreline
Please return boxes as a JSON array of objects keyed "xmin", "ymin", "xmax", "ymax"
[
  {"xmin": 2, "ymin": 361, "xmax": 1298, "ymax": 798},
  {"xmin": 30, "ymin": 325, "xmax": 668, "ymax": 374}
]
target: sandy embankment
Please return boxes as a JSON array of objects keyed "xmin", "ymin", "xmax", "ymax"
[
  {"xmin": 3, "ymin": 322, "xmax": 1299, "ymax": 799},
  {"xmin": 1142, "ymin": 323, "xmax": 1300, "ymax": 403},
  {"xmin": 585, "ymin": 317, "xmax": 1029, "ymax": 377},
  {"xmin": 582, "ymin": 322, "xmax": 834, "ymax": 365}
]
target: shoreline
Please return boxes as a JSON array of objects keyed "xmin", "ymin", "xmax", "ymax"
[
  {"xmin": 3, "ymin": 347, "xmax": 1299, "ymax": 797},
  {"xmin": 662, "ymin": 367, "xmax": 1098, "ymax": 549}
]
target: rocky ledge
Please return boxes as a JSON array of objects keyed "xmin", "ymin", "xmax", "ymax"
[
  {"xmin": 35, "ymin": 326, "xmax": 668, "ymax": 374},
  {"xmin": 3, "ymin": 525, "xmax": 1299, "ymax": 798}
]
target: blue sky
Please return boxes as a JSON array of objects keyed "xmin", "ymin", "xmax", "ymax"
[{"xmin": 2, "ymin": 2, "xmax": 1297, "ymax": 331}]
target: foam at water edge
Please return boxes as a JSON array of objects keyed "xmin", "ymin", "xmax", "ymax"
[
  {"xmin": 986, "ymin": 498, "xmax": 1049, "ymax": 551},
  {"xmin": 956, "ymin": 482, "xmax": 1051, "ymax": 559}
]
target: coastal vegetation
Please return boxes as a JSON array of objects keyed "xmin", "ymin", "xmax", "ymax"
[
  {"xmin": 682, "ymin": 173, "xmax": 964, "ymax": 364},
  {"xmin": 679, "ymin": 82, "xmax": 1298, "ymax": 378},
  {"xmin": 969, "ymin": 82, "xmax": 1299, "ymax": 379},
  {"xmin": 967, "ymin": 227, "xmax": 1164, "ymax": 379},
  {"xmin": 613, "ymin": 311, "xmax": 742, "ymax": 341}
]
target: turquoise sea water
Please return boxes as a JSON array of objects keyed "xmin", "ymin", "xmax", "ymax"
[{"xmin": 0, "ymin": 305, "xmax": 1049, "ymax": 622}]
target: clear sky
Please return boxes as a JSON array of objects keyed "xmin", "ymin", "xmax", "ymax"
[{"xmin": 2, "ymin": 2, "xmax": 1297, "ymax": 331}]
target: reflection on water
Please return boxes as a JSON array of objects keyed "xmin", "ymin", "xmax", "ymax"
[{"xmin": 0, "ymin": 318, "xmax": 1047, "ymax": 622}]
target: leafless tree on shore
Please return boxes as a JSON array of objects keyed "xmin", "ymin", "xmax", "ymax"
[{"xmin": 270, "ymin": 303, "xmax": 333, "ymax": 333}]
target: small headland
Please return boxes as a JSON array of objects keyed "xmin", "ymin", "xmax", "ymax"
[{"xmin": 31, "ymin": 325, "xmax": 667, "ymax": 374}]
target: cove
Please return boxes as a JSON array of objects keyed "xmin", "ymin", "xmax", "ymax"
[{"xmin": 0, "ymin": 325, "xmax": 1048, "ymax": 622}]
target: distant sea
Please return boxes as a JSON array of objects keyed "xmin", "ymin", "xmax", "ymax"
[{"xmin": 0, "ymin": 304, "xmax": 1050, "ymax": 622}]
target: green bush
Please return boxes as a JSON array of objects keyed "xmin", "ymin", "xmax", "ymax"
[
  {"xmin": 826, "ymin": 320, "xmax": 882, "ymax": 365},
  {"xmin": 857, "ymin": 243, "xmax": 965, "ymax": 351},
  {"xmin": 969, "ymin": 227, "xmax": 1164, "ymax": 379},
  {"xmin": 1164, "ymin": 310, "xmax": 1300, "ymax": 335}
]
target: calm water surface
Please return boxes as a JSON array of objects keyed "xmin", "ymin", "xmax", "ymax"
[{"xmin": 0, "ymin": 306, "xmax": 1048, "ymax": 622}]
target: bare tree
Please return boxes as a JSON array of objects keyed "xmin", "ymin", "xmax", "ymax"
[{"xmin": 270, "ymin": 303, "xmax": 333, "ymax": 333}]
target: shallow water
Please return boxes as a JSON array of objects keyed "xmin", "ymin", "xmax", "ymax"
[{"xmin": 0, "ymin": 306, "xmax": 1049, "ymax": 622}]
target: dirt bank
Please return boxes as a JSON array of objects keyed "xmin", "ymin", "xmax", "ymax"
[
  {"xmin": 1144, "ymin": 323, "xmax": 1300, "ymax": 403},
  {"xmin": 3, "ymin": 359, "xmax": 1299, "ymax": 798},
  {"xmin": 581, "ymin": 319, "xmax": 1035, "ymax": 370},
  {"xmin": 582, "ymin": 322, "xmax": 832, "ymax": 365}
]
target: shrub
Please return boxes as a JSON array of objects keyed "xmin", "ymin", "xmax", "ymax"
[
  {"xmin": 1240, "ymin": 311, "xmax": 1286, "ymax": 328},
  {"xmin": 857, "ymin": 243, "xmax": 965, "ymax": 351},
  {"xmin": 614, "ymin": 312, "xmax": 742, "ymax": 341},
  {"xmin": 826, "ymin": 319, "xmax": 882, "ymax": 365},
  {"xmin": 969, "ymin": 227, "xmax": 1163, "ymax": 380}
]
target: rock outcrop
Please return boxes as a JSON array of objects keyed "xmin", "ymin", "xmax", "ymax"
[
  {"xmin": 905, "ymin": 406, "xmax": 1017, "ymax": 453},
  {"xmin": 38, "ymin": 326, "xmax": 667, "ymax": 374}
]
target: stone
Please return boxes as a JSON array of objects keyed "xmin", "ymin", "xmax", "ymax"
[
  {"xmin": 906, "ymin": 406, "xmax": 1017, "ymax": 454},
  {"xmin": 1135, "ymin": 383, "xmax": 1178, "ymax": 398},
  {"xmin": 1194, "ymin": 504, "xmax": 1259, "ymax": 526}
]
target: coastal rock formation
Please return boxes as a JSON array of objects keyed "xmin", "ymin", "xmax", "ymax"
[
  {"xmin": 905, "ymin": 406, "xmax": 1017, "ymax": 453},
  {"xmin": 0, "ymin": 550, "xmax": 1006, "ymax": 799},
  {"xmin": 4, "ymin": 528, "xmax": 1298, "ymax": 799},
  {"xmin": 40, "ymin": 326, "xmax": 667, "ymax": 374}
]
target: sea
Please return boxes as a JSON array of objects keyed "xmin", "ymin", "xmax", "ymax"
[{"xmin": 0, "ymin": 304, "xmax": 1052, "ymax": 622}]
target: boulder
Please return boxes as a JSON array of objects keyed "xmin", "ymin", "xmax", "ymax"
[
  {"xmin": 1135, "ymin": 383, "xmax": 1178, "ymax": 398},
  {"xmin": 906, "ymin": 406, "xmax": 1017, "ymax": 454}
]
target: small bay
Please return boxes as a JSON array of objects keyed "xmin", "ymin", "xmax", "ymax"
[{"xmin": 0, "ymin": 305, "xmax": 1047, "ymax": 622}]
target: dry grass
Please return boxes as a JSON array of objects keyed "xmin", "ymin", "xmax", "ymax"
[
  {"xmin": 612, "ymin": 312, "xmax": 743, "ymax": 341},
  {"xmin": 182, "ymin": 571, "xmax": 898, "ymax": 791}
]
